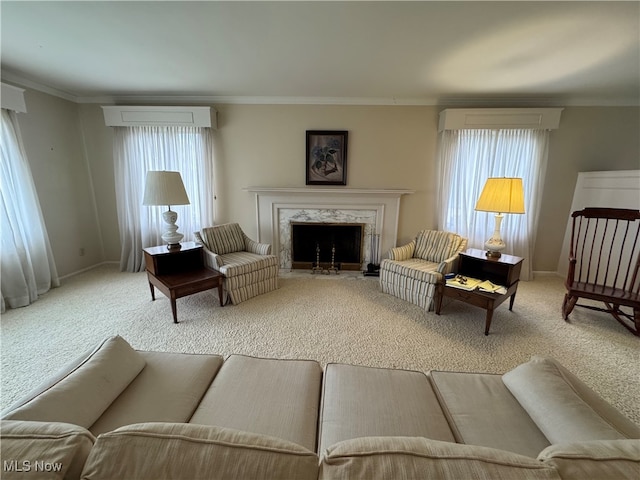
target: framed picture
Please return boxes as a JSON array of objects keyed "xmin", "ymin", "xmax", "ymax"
[{"xmin": 306, "ymin": 130, "xmax": 348, "ymax": 185}]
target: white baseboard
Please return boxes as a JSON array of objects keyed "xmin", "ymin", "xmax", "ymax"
[
  {"xmin": 532, "ymin": 270, "xmax": 562, "ymax": 278},
  {"xmin": 59, "ymin": 261, "xmax": 119, "ymax": 281}
]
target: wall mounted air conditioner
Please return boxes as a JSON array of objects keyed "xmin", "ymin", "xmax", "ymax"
[{"xmin": 102, "ymin": 106, "xmax": 217, "ymax": 128}]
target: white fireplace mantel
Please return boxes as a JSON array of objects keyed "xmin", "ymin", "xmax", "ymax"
[
  {"xmin": 244, "ymin": 187, "xmax": 414, "ymax": 196},
  {"xmin": 244, "ymin": 187, "xmax": 414, "ymax": 269}
]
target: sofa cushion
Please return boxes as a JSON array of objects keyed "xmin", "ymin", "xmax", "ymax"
[
  {"xmin": 320, "ymin": 436, "xmax": 560, "ymax": 480},
  {"xmin": 80, "ymin": 423, "xmax": 319, "ymax": 480},
  {"xmin": 200, "ymin": 223, "xmax": 246, "ymax": 255},
  {"xmin": 219, "ymin": 251, "xmax": 279, "ymax": 277},
  {"xmin": 380, "ymin": 258, "xmax": 442, "ymax": 282},
  {"xmin": 89, "ymin": 351, "xmax": 223, "ymax": 436},
  {"xmin": 503, "ymin": 356, "xmax": 640, "ymax": 444},
  {"xmin": 429, "ymin": 371, "xmax": 550, "ymax": 457},
  {"xmin": 2, "ymin": 336, "xmax": 145, "ymax": 428},
  {"xmin": 538, "ymin": 439, "xmax": 640, "ymax": 480},
  {"xmin": 189, "ymin": 355, "xmax": 322, "ymax": 452},
  {"xmin": 1, "ymin": 420, "xmax": 95, "ymax": 480},
  {"xmin": 414, "ymin": 230, "xmax": 462, "ymax": 263},
  {"xmin": 319, "ymin": 363, "xmax": 455, "ymax": 455}
]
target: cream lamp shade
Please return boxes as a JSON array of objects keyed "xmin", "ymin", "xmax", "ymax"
[
  {"xmin": 142, "ymin": 171, "xmax": 190, "ymax": 249},
  {"xmin": 475, "ymin": 177, "xmax": 525, "ymax": 258}
]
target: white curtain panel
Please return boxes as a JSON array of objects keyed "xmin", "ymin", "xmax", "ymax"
[
  {"xmin": 0, "ymin": 109, "xmax": 59, "ymax": 312},
  {"xmin": 113, "ymin": 126, "xmax": 215, "ymax": 272},
  {"xmin": 437, "ymin": 129, "xmax": 549, "ymax": 280}
]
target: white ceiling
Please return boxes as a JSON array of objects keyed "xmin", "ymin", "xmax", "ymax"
[{"xmin": 2, "ymin": 1, "xmax": 639, "ymax": 105}]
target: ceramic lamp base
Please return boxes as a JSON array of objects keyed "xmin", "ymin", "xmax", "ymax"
[
  {"xmin": 484, "ymin": 213, "xmax": 506, "ymax": 259},
  {"xmin": 161, "ymin": 208, "xmax": 184, "ymax": 247}
]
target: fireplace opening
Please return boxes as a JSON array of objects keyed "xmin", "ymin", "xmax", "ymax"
[{"xmin": 291, "ymin": 222, "xmax": 364, "ymax": 271}]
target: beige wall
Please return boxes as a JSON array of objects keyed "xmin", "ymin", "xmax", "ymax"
[
  {"xmin": 536, "ymin": 107, "xmax": 640, "ymax": 271},
  {"xmin": 212, "ymin": 104, "xmax": 438, "ymax": 245},
  {"xmin": 78, "ymin": 104, "xmax": 120, "ymax": 262},
  {"xmin": 15, "ymin": 89, "xmax": 640, "ymax": 277},
  {"xmin": 15, "ymin": 89, "xmax": 103, "ymax": 278}
]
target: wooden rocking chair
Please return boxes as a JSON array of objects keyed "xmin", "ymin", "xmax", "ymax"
[{"xmin": 562, "ymin": 207, "xmax": 640, "ymax": 336}]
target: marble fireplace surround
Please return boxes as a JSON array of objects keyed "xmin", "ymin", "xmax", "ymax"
[{"xmin": 244, "ymin": 187, "xmax": 413, "ymax": 270}]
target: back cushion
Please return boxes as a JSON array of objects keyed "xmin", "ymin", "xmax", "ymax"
[
  {"xmin": 80, "ymin": 423, "xmax": 319, "ymax": 480},
  {"xmin": 320, "ymin": 436, "xmax": 560, "ymax": 480},
  {"xmin": 2, "ymin": 336, "xmax": 145, "ymax": 428},
  {"xmin": 201, "ymin": 223, "xmax": 246, "ymax": 255},
  {"xmin": 414, "ymin": 230, "xmax": 461, "ymax": 263},
  {"xmin": 503, "ymin": 356, "xmax": 639, "ymax": 444},
  {"xmin": 538, "ymin": 439, "xmax": 640, "ymax": 480},
  {"xmin": 429, "ymin": 371, "xmax": 550, "ymax": 458},
  {"xmin": 189, "ymin": 355, "xmax": 322, "ymax": 452},
  {"xmin": 1, "ymin": 420, "xmax": 95, "ymax": 480},
  {"xmin": 88, "ymin": 351, "xmax": 224, "ymax": 436},
  {"xmin": 319, "ymin": 363, "xmax": 454, "ymax": 455}
]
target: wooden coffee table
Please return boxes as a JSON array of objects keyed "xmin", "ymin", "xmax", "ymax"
[{"xmin": 143, "ymin": 242, "xmax": 224, "ymax": 323}]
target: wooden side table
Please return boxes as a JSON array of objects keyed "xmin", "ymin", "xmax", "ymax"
[
  {"xmin": 143, "ymin": 242, "xmax": 224, "ymax": 323},
  {"xmin": 435, "ymin": 248, "xmax": 524, "ymax": 335}
]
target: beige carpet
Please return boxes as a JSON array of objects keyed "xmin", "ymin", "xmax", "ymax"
[{"xmin": 1, "ymin": 264, "xmax": 638, "ymax": 424}]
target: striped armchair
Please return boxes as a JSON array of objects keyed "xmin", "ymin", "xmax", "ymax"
[
  {"xmin": 380, "ymin": 230, "xmax": 467, "ymax": 311},
  {"xmin": 194, "ymin": 223, "xmax": 279, "ymax": 305}
]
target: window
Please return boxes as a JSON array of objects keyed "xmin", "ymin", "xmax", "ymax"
[
  {"xmin": 437, "ymin": 128, "xmax": 550, "ymax": 280},
  {"xmin": 113, "ymin": 126, "xmax": 215, "ymax": 272}
]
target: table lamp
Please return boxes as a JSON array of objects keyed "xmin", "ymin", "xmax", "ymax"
[
  {"xmin": 475, "ymin": 177, "xmax": 525, "ymax": 258},
  {"xmin": 142, "ymin": 171, "xmax": 190, "ymax": 250}
]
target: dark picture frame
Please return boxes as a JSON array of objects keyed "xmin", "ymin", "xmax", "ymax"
[{"xmin": 306, "ymin": 130, "xmax": 348, "ymax": 185}]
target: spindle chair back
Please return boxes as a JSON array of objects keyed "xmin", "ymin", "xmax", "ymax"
[{"xmin": 562, "ymin": 207, "xmax": 640, "ymax": 336}]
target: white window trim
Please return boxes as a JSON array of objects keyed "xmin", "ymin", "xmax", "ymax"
[
  {"xmin": 439, "ymin": 108, "xmax": 563, "ymax": 131},
  {"xmin": 102, "ymin": 105, "xmax": 216, "ymax": 128},
  {"xmin": 1, "ymin": 83, "xmax": 27, "ymax": 113}
]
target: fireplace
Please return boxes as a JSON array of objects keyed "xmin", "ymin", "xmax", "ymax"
[
  {"xmin": 244, "ymin": 187, "xmax": 414, "ymax": 271},
  {"xmin": 291, "ymin": 222, "xmax": 364, "ymax": 271}
]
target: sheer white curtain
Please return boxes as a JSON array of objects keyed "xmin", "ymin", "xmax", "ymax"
[
  {"xmin": 113, "ymin": 126, "xmax": 215, "ymax": 272},
  {"xmin": 1, "ymin": 109, "xmax": 59, "ymax": 312},
  {"xmin": 437, "ymin": 129, "xmax": 549, "ymax": 280}
]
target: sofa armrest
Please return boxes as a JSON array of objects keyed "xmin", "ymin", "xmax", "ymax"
[
  {"xmin": 193, "ymin": 231, "xmax": 205, "ymax": 246},
  {"xmin": 538, "ymin": 439, "xmax": 640, "ymax": 480},
  {"xmin": 202, "ymin": 248, "xmax": 224, "ymax": 269},
  {"xmin": 428, "ymin": 270, "xmax": 445, "ymax": 285},
  {"xmin": 1, "ymin": 420, "xmax": 95, "ymax": 480},
  {"xmin": 437, "ymin": 253, "xmax": 460, "ymax": 275},
  {"xmin": 388, "ymin": 240, "xmax": 416, "ymax": 261},
  {"xmin": 2, "ymin": 336, "xmax": 145, "ymax": 429},
  {"xmin": 503, "ymin": 356, "xmax": 639, "ymax": 443},
  {"xmin": 245, "ymin": 237, "xmax": 272, "ymax": 255}
]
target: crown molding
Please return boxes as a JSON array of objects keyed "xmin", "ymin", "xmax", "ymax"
[
  {"xmin": 0, "ymin": 72, "xmax": 79, "ymax": 103},
  {"xmin": 88, "ymin": 95, "xmax": 439, "ymax": 106},
  {"xmin": 2, "ymin": 73, "xmax": 638, "ymax": 107}
]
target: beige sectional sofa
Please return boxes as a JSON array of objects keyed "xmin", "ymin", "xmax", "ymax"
[{"xmin": 1, "ymin": 335, "xmax": 638, "ymax": 480}]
